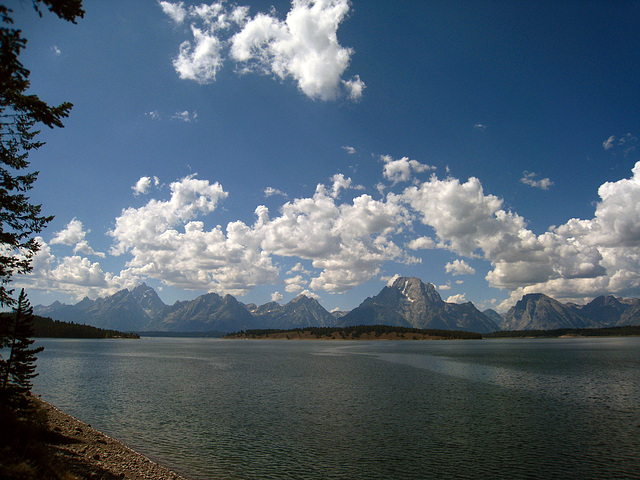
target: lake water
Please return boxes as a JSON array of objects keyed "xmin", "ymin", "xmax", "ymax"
[{"xmin": 32, "ymin": 337, "xmax": 640, "ymax": 479}]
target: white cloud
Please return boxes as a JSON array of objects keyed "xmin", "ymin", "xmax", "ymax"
[
  {"xmin": 159, "ymin": 1, "xmax": 187, "ymax": 24},
  {"xmin": 26, "ymin": 157, "xmax": 640, "ymax": 310},
  {"xmin": 132, "ymin": 176, "xmax": 160, "ymax": 195},
  {"xmin": 446, "ymin": 293, "xmax": 466, "ymax": 304},
  {"xmin": 603, "ymin": 135, "xmax": 616, "ymax": 150},
  {"xmin": 407, "ymin": 236, "xmax": 436, "ymax": 250},
  {"xmin": 521, "ymin": 171, "xmax": 554, "ymax": 190},
  {"xmin": 256, "ymin": 178, "xmax": 412, "ymax": 292},
  {"xmin": 264, "ymin": 187, "xmax": 288, "ymax": 197},
  {"xmin": 162, "ymin": 0, "xmax": 362, "ymax": 100},
  {"xmin": 342, "ymin": 145, "xmax": 356, "ymax": 154},
  {"xmin": 231, "ymin": 0, "xmax": 358, "ymax": 100},
  {"xmin": 343, "ymin": 75, "xmax": 365, "ymax": 101},
  {"xmin": 171, "ymin": 110, "xmax": 198, "ymax": 122},
  {"xmin": 145, "ymin": 110, "xmax": 161, "ymax": 120},
  {"xmin": 174, "ymin": 26, "xmax": 224, "ymax": 82},
  {"xmin": 473, "ymin": 123, "xmax": 487, "ymax": 131},
  {"xmin": 110, "ymin": 175, "xmax": 228, "ymax": 256},
  {"xmin": 50, "ymin": 219, "xmax": 104, "ymax": 258},
  {"xmin": 284, "ymin": 274, "xmax": 306, "ymax": 293},
  {"xmin": 51, "ymin": 219, "xmax": 86, "ymax": 246},
  {"xmin": 329, "ymin": 173, "xmax": 363, "ymax": 199},
  {"xmin": 298, "ymin": 289, "xmax": 320, "ymax": 299},
  {"xmin": 445, "ymin": 259, "xmax": 475, "ymax": 276},
  {"xmin": 402, "ymin": 174, "xmax": 532, "ymax": 259},
  {"xmin": 288, "ymin": 262, "xmax": 310, "ymax": 275},
  {"xmin": 20, "ymin": 238, "xmax": 136, "ymax": 300},
  {"xmin": 603, "ymin": 133, "xmax": 638, "ymax": 155},
  {"xmin": 271, "ymin": 291, "xmax": 283, "ymax": 302},
  {"xmin": 52, "ymin": 45, "xmax": 61, "ymax": 56},
  {"xmin": 399, "ymin": 162, "xmax": 640, "ymax": 309},
  {"xmin": 381, "ymin": 155, "xmax": 436, "ymax": 184}
]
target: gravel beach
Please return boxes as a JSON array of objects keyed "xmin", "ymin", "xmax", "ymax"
[{"xmin": 38, "ymin": 399, "xmax": 191, "ymax": 480}]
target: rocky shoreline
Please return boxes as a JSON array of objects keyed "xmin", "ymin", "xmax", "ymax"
[{"xmin": 38, "ymin": 399, "xmax": 191, "ymax": 480}]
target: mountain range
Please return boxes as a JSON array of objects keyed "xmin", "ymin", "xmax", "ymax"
[{"xmin": 34, "ymin": 277, "xmax": 640, "ymax": 334}]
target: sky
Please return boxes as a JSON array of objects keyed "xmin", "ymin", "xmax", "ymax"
[{"xmin": 11, "ymin": 0, "xmax": 640, "ymax": 313}]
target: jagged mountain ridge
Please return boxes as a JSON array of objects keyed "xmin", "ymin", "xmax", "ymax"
[
  {"xmin": 246, "ymin": 294, "xmax": 336, "ymax": 329},
  {"xmin": 500, "ymin": 293, "xmax": 587, "ymax": 331},
  {"xmin": 33, "ymin": 278, "xmax": 640, "ymax": 333},
  {"xmin": 337, "ymin": 277, "xmax": 499, "ymax": 333}
]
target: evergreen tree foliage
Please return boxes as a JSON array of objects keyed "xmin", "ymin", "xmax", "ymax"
[
  {"xmin": 0, "ymin": 289, "xmax": 43, "ymax": 410},
  {"xmin": 0, "ymin": 0, "xmax": 84, "ymax": 307}
]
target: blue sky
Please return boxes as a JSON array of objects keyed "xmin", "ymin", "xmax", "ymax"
[{"xmin": 12, "ymin": 0, "xmax": 640, "ymax": 312}]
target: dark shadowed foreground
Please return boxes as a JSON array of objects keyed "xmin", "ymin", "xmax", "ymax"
[{"xmin": 35, "ymin": 398, "xmax": 190, "ymax": 480}]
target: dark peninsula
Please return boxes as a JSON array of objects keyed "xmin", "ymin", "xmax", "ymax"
[{"xmin": 226, "ymin": 325, "xmax": 483, "ymax": 340}]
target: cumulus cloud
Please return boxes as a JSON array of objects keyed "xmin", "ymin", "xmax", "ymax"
[
  {"xmin": 24, "ymin": 156, "xmax": 640, "ymax": 310},
  {"xmin": 407, "ymin": 236, "xmax": 436, "ymax": 250},
  {"xmin": 50, "ymin": 219, "xmax": 105, "ymax": 258},
  {"xmin": 284, "ymin": 275, "xmax": 306, "ymax": 292},
  {"xmin": 445, "ymin": 259, "xmax": 475, "ymax": 276},
  {"xmin": 264, "ymin": 187, "xmax": 288, "ymax": 197},
  {"xmin": 398, "ymin": 161, "xmax": 640, "ymax": 309},
  {"xmin": 110, "ymin": 175, "xmax": 228, "ymax": 255},
  {"xmin": 446, "ymin": 293, "xmax": 466, "ymax": 304},
  {"xmin": 256, "ymin": 177, "xmax": 413, "ymax": 292},
  {"xmin": 520, "ymin": 171, "xmax": 554, "ymax": 190},
  {"xmin": 298, "ymin": 289, "xmax": 320, "ymax": 299},
  {"xmin": 162, "ymin": 0, "xmax": 363, "ymax": 100},
  {"xmin": 342, "ymin": 75, "xmax": 365, "ymax": 101},
  {"xmin": 271, "ymin": 291, "xmax": 283, "ymax": 302},
  {"xmin": 132, "ymin": 176, "xmax": 160, "ymax": 195},
  {"xmin": 159, "ymin": 1, "xmax": 187, "ymax": 24},
  {"xmin": 381, "ymin": 155, "xmax": 436, "ymax": 184},
  {"xmin": 21, "ymin": 238, "xmax": 137, "ymax": 300}
]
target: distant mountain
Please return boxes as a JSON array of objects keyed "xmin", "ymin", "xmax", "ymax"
[
  {"xmin": 500, "ymin": 293, "xmax": 586, "ymax": 331},
  {"xmin": 158, "ymin": 293, "xmax": 258, "ymax": 332},
  {"xmin": 34, "ymin": 279, "xmax": 640, "ymax": 333},
  {"xmin": 569, "ymin": 295, "xmax": 640, "ymax": 327},
  {"xmin": 483, "ymin": 309, "xmax": 504, "ymax": 326},
  {"xmin": 35, "ymin": 283, "xmax": 164, "ymax": 331},
  {"xmin": 246, "ymin": 294, "xmax": 335, "ymax": 329},
  {"xmin": 337, "ymin": 277, "xmax": 499, "ymax": 333}
]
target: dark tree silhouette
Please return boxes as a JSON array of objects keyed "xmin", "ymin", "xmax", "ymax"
[
  {"xmin": 0, "ymin": 0, "xmax": 83, "ymax": 414},
  {"xmin": 0, "ymin": 289, "xmax": 43, "ymax": 410}
]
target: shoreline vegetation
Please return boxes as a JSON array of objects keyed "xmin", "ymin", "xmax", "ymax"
[
  {"xmin": 0, "ymin": 396, "xmax": 189, "ymax": 480},
  {"xmin": 226, "ymin": 325, "xmax": 483, "ymax": 340},
  {"xmin": 29, "ymin": 315, "xmax": 140, "ymax": 339},
  {"xmin": 484, "ymin": 325, "xmax": 640, "ymax": 338},
  {"xmin": 226, "ymin": 324, "xmax": 640, "ymax": 340}
]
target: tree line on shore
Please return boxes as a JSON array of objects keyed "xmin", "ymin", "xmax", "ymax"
[
  {"xmin": 227, "ymin": 324, "xmax": 484, "ymax": 340},
  {"xmin": 484, "ymin": 325, "xmax": 640, "ymax": 338}
]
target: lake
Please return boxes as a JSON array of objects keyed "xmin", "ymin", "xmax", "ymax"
[{"xmin": 32, "ymin": 337, "xmax": 640, "ymax": 479}]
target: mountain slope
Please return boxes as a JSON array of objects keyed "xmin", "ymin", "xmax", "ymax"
[
  {"xmin": 247, "ymin": 294, "xmax": 336, "ymax": 329},
  {"xmin": 34, "ymin": 283, "xmax": 165, "ymax": 331},
  {"xmin": 338, "ymin": 277, "xmax": 498, "ymax": 333},
  {"xmin": 501, "ymin": 293, "xmax": 586, "ymax": 331},
  {"xmin": 158, "ymin": 293, "xmax": 258, "ymax": 332}
]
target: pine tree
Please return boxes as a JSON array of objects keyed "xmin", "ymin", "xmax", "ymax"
[{"xmin": 0, "ymin": 289, "xmax": 44, "ymax": 410}]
